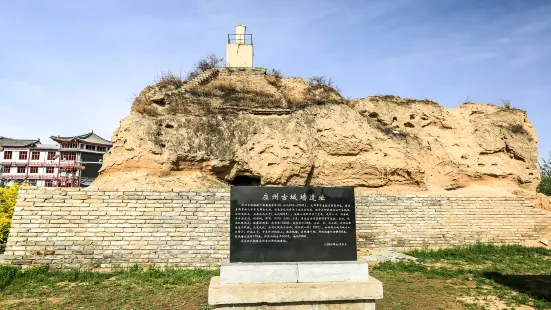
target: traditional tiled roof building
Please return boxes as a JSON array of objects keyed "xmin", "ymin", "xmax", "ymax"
[
  {"xmin": 50, "ymin": 132, "xmax": 113, "ymax": 187},
  {"xmin": 50, "ymin": 132, "xmax": 113, "ymax": 148},
  {"xmin": 0, "ymin": 131, "xmax": 112, "ymax": 187}
]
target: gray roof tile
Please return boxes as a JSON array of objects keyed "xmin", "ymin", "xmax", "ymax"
[
  {"xmin": 31, "ymin": 144, "xmax": 60, "ymax": 150},
  {"xmin": 50, "ymin": 132, "xmax": 112, "ymax": 145},
  {"xmin": 0, "ymin": 138, "xmax": 40, "ymax": 147}
]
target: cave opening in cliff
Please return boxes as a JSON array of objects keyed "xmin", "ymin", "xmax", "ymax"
[{"xmin": 230, "ymin": 175, "xmax": 261, "ymax": 186}]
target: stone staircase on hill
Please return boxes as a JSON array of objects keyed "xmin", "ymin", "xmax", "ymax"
[
  {"xmin": 156, "ymin": 67, "xmax": 266, "ymax": 105},
  {"xmin": 183, "ymin": 68, "xmax": 220, "ymax": 89},
  {"xmin": 151, "ymin": 68, "xmax": 221, "ymax": 105},
  {"xmin": 182, "ymin": 67, "xmax": 266, "ymax": 90}
]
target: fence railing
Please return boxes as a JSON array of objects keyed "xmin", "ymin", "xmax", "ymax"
[
  {"xmin": 1, "ymin": 174, "xmax": 57, "ymax": 180},
  {"xmin": 227, "ymin": 34, "xmax": 253, "ymax": 44},
  {"xmin": 0, "ymin": 161, "xmax": 80, "ymax": 167}
]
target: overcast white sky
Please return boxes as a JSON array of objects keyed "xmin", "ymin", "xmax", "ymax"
[{"xmin": 1, "ymin": 0, "xmax": 550, "ymax": 158}]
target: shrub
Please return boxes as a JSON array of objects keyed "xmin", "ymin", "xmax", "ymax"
[
  {"xmin": 308, "ymin": 76, "xmax": 335, "ymax": 88},
  {"xmin": 502, "ymin": 99, "xmax": 512, "ymax": 109},
  {"xmin": 305, "ymin": 75, "xmax": 343, "ymax": 103},
  {"xmin": 269, "ymin": 69, "xmax": 283, "ymax": 79},
  {"xmin": 184, "ymin": 54, "xmax": 224, "ymax": 82},
  {"xmin": 541, "ymin": 152, "xmax": 551, "ymax": 177},
  {"xmin": 133, "ymin": 96, "xmax": 160, "ymax": 117},
  {"xmin": 538, "ymin": 152, "xmax": 551, "ymax": 196},
  {"xmin": 155, "ymin": 71, "xmax": 184, "ymax": 89},
  {"xmin": 266, "ymin": 69, "xmax": 283, "ymax": 88},
  {"xmin": 539, "ymin": 177, "xmax": 551, "ymax": 196},
  {"xmin": 0, "ymin": 183, "xmax": 21, "ymax": 244},
  {"xmin": 507, "ymin": 124, "xmax": 527, "ymax": 135}
]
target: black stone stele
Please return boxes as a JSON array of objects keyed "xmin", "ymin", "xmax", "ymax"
[{"xmin": 230, "ymin": 186, "xmax": 356, "ymax": 263}]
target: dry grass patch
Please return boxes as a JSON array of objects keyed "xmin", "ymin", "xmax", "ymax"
[
  {"xmin": 265, "ymin": 69, "xmax": 283, "ymax": 87},
  {"xmin": 155, "ymin": 71, "xmax": 185, "ymax": 89},
  {"xmin": 187, "ymin": 79, "xmax": 284, "ymax": 109},
  {"xmin": 133, "ymin": 96, "xmax": 160, "ymax": 117},
  {"xmin": 371, "ymin": 95, "xmax": 439, "ymax": 105}
]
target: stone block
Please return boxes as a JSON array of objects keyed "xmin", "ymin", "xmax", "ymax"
[
  {"xmin": 220, "ymin": 261, "xmax": 369, "ymax": 284},
  {"xmin": 297, "ymin": 261, "xmax": 369, "ymax": 283},
  {"xmin": 208, "ymin": 276, "xmax": 383, "ymax": 307},
  {"xmin": 220, "ymin": 263, "xmax": 298, "ymax": 284},
  {"xmin": 213, "ymin": 302, "xmax": 375, "ymax": 310}
]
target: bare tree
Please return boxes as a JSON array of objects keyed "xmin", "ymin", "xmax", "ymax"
[
  {"xmin": 185, "ymin": 54, "xmax": 224, "ymax": 82},
  {"xmin": 308, "ymin": 76, "xmax": 334, "ymax": 88}
]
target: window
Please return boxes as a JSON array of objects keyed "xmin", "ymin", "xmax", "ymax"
[
  {"xmin": 3, "ymin": 151, "xmax": 12, "ymax": 160},
  {"xmin": 30, "ymin": 167, "xmax": 38, "ymax": 173},
  {"xmin": 62, "ymin": 143, "xmax": 77, "ymax": 149},
  {"xmin": 46, "ymin": 167, "xmax": 54, "ymax": 174},
  {"xmin": 66, "ymin": 182, "xmax": 72, "ymax": 188},
  {"xmin": 2, "ymin": 166, "xmax": 9, "ymax": 174},
  {"xmin": 62, "ymin": 152, "xmax": 77, "ymax": 161},
  {"xmin": 45, "ymin": 180, "xmax": 53, "ymax": 187},
  {"xmin": 97, "ymin": 146, "xmax": 106, "ymax": 152},
  {"xmin": 47, "ymin": 152, "xmax": 56, "ymax": 160},
  {"xmin": 19, "ymin": 152, "xmax": 28, "ymax": 160},
  {"xmin": 85, "ymin": 144, "xmax": 96, "ymax": 150},
  {"xmin": 31, "ymin": 151, "xmax": 40, "ymax": 160},
  {"xmin": 17, "ymin": 167, "xmax": 25, "ymax": 173},
  {"xmin": 29, "ymin": 180, "xmax": 37, "ymax": 186}
]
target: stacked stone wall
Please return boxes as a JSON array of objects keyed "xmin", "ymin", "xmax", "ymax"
[{"xmin": 4, "ymin": 187, "xmax": 550, "ymax": 268}]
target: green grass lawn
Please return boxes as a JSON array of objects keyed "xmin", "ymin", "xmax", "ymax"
[
  {"xmin": 1, "ymin": 243, "xmax": 550, "ymax": 309},
  {"xmin": 373, "ymin": 243, "xmax": 551, "ymax": 310},
  {"xmin": 0, "ymin": 265, "xmax": 217, "ymax": 309}
]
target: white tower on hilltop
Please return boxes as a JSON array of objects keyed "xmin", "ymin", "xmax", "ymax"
[{"xmin": 226, "ymin": 24, "xmax": 254, "ymax": 67}]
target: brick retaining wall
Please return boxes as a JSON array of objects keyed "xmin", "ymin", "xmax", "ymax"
[{"xmin": 3, "ymin": 187, "xmax": 551, "ymax": 268}]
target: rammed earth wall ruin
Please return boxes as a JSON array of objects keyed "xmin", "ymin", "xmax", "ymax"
[{"xmin": 4, "ymin": 187, "xmax": 551, "ymax": 268}]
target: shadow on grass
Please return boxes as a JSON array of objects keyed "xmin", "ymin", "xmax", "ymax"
[{"xmin": 483, "ymin": 272, "xmax": 551, "ymax": 302}]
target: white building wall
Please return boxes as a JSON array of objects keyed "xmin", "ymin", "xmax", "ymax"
[
  {"xmin": 1, "ymin": 147, "xmax": 60, "ymax": 187},
  {"xmin": 225, "ymin": 24, "xmax": 253, "ymax": 68},
  {"xmin": 2, "ymin": 139, "xmax": 110, "ymax": 187}
]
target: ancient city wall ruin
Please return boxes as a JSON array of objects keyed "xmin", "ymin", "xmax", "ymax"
[{"xmin": 4, "ymin": 187, "xmax": 551, "ymax": 268}]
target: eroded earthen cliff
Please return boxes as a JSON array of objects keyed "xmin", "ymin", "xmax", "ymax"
[{"xmin": 93, "ymin": 67, "xmax": 541, "ymax": 198}]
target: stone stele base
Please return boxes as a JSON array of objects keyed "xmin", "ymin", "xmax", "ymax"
[{"xmin": 209, "ymin": 269, "xmax": 383, "ymax": 309}]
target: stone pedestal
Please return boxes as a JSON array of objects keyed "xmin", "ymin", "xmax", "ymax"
[{"xmin": 208, "ymin": 261, "xmax": 383, "ymax": 309}]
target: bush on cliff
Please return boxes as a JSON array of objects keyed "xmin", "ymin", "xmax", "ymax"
[
  {"xmin": 539, "ymin": 177, "xmax": 551, "ymax": 196},
  {"xmin": 184, "ymin": 53, "xmax": 223, "ymax": 82},
  {"xmin": 538, "ymin": 152, "xmax": 551, "ymax": 196},
  {"xmin": 0, "ymin": 183, "xmax": 21, "ymax": 244}
]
